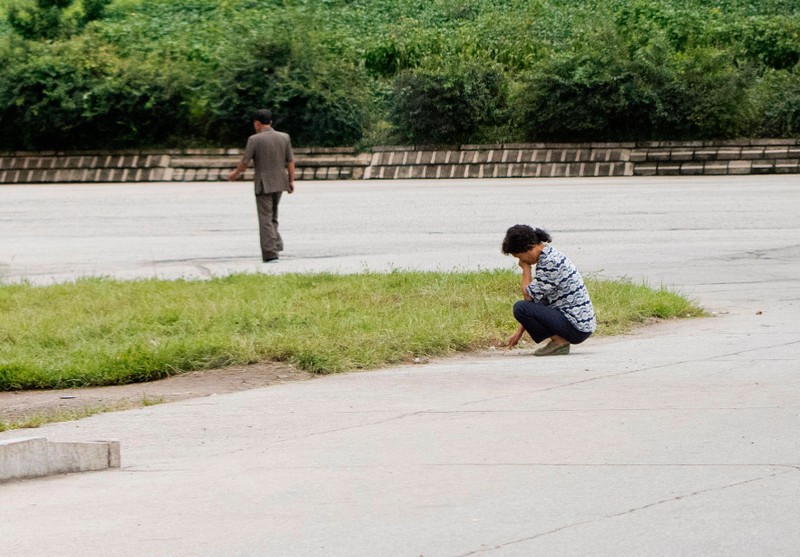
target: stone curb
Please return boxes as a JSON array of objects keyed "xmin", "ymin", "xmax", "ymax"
[
  {"xmin": 0, "ymin": 437, "xmax": 120, "ymax": 483},
  {"xmin": 2, "ymin": 140, "xmax": 799, "ymax": 184}
]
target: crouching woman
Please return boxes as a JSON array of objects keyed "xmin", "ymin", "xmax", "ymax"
[{"xmin": 502, "ymin": 225, "xmax": 596, "ymax": 356}]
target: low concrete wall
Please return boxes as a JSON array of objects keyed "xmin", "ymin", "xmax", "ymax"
[
  {"xmin": 1, "ymin": 139, "xmax": 798, "ymax": 184},
  {"xmin": 0, "ymin": 437, "xmax": 120, "ymax": 482}
]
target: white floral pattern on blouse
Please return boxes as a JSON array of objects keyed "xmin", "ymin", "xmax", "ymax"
[{"xmin": 525, "ymin": 245, "xmax": 596, "ymax": 333}]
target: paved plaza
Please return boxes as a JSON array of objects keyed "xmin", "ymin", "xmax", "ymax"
[{"xmin": 1, "ymin": 175, "xmax": 799, "ymax": 555}]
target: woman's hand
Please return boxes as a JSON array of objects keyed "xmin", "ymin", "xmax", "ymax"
[{"xmin": 507, "ymin": 325, "xmax": 525, "ymax": 349}]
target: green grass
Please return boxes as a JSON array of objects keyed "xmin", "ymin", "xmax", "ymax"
[{"xmin": 0, "ymin": 271, "xmax": 703, "ymax": 391}]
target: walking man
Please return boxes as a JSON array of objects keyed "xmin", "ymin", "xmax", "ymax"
[{"xmin": 228, "ymin": 109, "xmax": 295, "ymax": 262}]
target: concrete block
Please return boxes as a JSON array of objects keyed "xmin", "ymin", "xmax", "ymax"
[
  {"xmin": 452, "ymin": 165, "xmax": 468, "ymax": 178},
  {"xmin": 670, "ymin": 150, "xmax": 694, "ymax": 161},
  {"xmin": 751, "ymin": 160, "xmax": 775, "ymax": 174},
  {"xmin": 628, "ymin": 150, "xmax": 647, "ymax": 162},
  {"xmin": 432, "ymin": 151, "xmax": 448, "ymax": 164},
  {"xmin": 531, "ymin": 149, "xmax": 549, "ymax": 162},
  {"xmin": 461, "ymin": 143, "xmax": 502, "ymax": 150},
  {"xmin": 487, "ymin": 150, "xmax": 504, "ymax": 163},
  {"xmin": 308, "ymin": 146, "xmax": 355, "ymax": 154},
  {"xmin": 632, "ymin": 163, "xmax": 656, "ymax": 176},
  {"xmin": 614, "ymin": 162, "xmax": 632, "ymax": 176},
  {"xmin": 561, "ymin": 149, "xmax": 579, "ymax": 162},
  {"xmin": 764, "ymin": 147, "xmax": 789, "ymax": 159},
  {"xmin": 371, "ymin": 145, "xmax": 400, "ymax": 152},
  {"xmin": 740, "ymin": 147, "xmax": 764, "ymax": 159},
  {"xmin": 680, "ymin": 163, "xmax": 704, "ymax": 175},
  {"xmin": 589, "ymin": 149, "xmax": 608, "ymax": 162},
  {"xmin": 609, "ymin": 149, "xmax": 630, "ymax": 161},
  {"xmin": 515, "ymin": 149, "xmax": 533, "ymax": 162},
  {"xmin": 459, "ymin": 151, "xmax": 476, "ymax": 164},
  {"xmin": 717, "ymin": 148, "xmax": 742, "ymax": 160},
  {"xmin": 647, "ymin": 151, "xmax": 670, "ymax": 161},
  {"xmin": 774, "ymin": 159, "xmax": 800, "ymax": 173},
  {"xmin": 728, "ymin": 160, "xmax": 752, "ymax": 174},
  {"xmin": 472, "ymin": 149, "xmax": 491, "ymax": 164},
  {"xmin": 597, "ymin": 162, "xmax": 615, "ymax": 176},
  {"xmin": 717, "ymin": 139, "xmax": 751, "ymax": 146},
  {"xmin": 704, "ymin": 162, "xmax": 728, "ymax": 175},
  {"xmin": 417, "ymin": 151, "xmax": 434, "ymax": 165},
  {"xmin": 693, "ymin": 149, "xmax": 718, "ymax": 160},
  {"xmin": 666, "ymin": 140, "xmax": 704, "ymax": 147},
  {"xmin": 0, "ymin": 437, "xmax": 120, "ymax": 483},
  {"xmin": 502, "ymin": 142, "xmax": 546, "ymax": 149},
  {"xmin": 467, "ymin": 164, "xmax": 482, "ymax": 178},
  {"xmin": 751, "ymin": 138, "xmax": 794, "ymax": 146},
  {"xmin": 657, "ymin": 163, "xmax": 681, "ymax": 176},
  {"xmin": 506, "ymin": 163, "xmax": 522, "ymax": 176}
]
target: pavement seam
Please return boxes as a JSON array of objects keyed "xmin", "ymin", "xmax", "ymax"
[{"xmin": 456, "ymin": 467, "xmax": 797, "ymax": 556}]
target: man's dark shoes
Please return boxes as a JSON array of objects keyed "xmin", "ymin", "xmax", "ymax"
[{"xmin": 262, "ymin": 256, "xmax": 279, "ymax": 263}]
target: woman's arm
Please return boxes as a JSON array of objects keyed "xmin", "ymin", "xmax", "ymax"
[
  {"xmin": 520, "ymin": 261, "xmax": 533, "ymax": 301},
  {"xmin": 507, "ymin": 324, "xmax": 525, "ymax": 349}
]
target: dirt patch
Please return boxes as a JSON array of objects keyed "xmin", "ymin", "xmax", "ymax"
[{"xmin": 0, "ymin": 362, "xmax": 314, "ymax": 427}]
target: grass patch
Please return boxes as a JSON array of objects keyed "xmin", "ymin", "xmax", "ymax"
[
  {"xmin": 0, "ymin": 271, "xmax": 703, "ymax": 390},
  {"xmin": 0, "ymin": 403, "xmax": 124, "ymax": 432}
]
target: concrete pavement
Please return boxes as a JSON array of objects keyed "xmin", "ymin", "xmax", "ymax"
[{"xmin": 1, "ymin": 176, "xmax": 799, "ymax": 555}]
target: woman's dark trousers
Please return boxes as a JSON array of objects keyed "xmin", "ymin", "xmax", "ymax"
[{"xmin": 513, "ymin": 300, "xmax": 592, "ymax": 344}]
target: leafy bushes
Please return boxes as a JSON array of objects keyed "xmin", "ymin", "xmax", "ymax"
[
  {"xmin": 751, "ymin": 68, "xmax": 800, "ymax": 137},
  {"xmin": 390, "ymin": 62, "xmax": 507, "ymax": 144},
  {"xmin": 1, "ymin": 0, "xmax": 799, "ymax": 150},
  {"xmin": 0, "ymin": 39, "xmax": 190, "ymax": 149},
  {"xmin": 206, "ymin": 36, "xmax": 369, "ymax": 147},
  {"xmin": 6, "ymin": 0, "xmax": 110, "ymax": 40}
]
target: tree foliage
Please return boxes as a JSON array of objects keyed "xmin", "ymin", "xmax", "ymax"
[{"xmin": 0, "ymin": 0, "xmax": 799, "ymax": 149}]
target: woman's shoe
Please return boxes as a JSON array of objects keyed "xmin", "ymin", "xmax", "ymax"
[{"xmin": 534, "ymin": 341, "xmax": 570, "ymax": 356}]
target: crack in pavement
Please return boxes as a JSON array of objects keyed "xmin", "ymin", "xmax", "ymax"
[
  {"xmin": 270, "ymin": 410, "xmax": 431, "ymax": 445},
  {"xmin": 457, "ymin": 467, "xmax": 799, "ymax": 556}
]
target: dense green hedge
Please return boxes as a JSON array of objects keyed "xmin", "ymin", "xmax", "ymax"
[{"xmin": 0, "ymin": 0, "xmax": 799, "ymax": 149}]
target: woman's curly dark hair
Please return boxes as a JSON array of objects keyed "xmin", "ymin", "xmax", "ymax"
[{"xmin": 501, "ymin": 224, "xmax": 552, "ymax": 254}]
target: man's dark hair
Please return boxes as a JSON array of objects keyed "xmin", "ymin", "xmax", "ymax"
[
  {"xmin": 501, "ymin": 224, "xmax": 552, "ymax": 254},
  {"xmin": 253, "ymin": 109, "xmax": 273, "ymax": 125}
]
